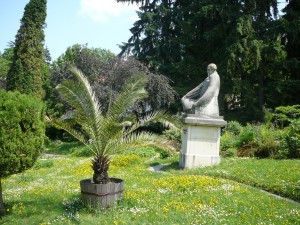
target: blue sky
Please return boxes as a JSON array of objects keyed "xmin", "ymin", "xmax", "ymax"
[{"xmin": 0, "ymin": 0, "xmax": 139, "ymax": 60}]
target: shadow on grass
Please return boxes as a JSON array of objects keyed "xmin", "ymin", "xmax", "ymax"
[
  {"xmin": 148, "ymin": 162, "xmax": 160, "ymax": 167},
  {"xmin": 0, "ymin": 193, "xmax": 83, "ymax": 223},
  {"xmin": 45, "ymin": 141, "xmax": 84, "ymax": 155},
  {"xmin": 161, "ymin": 161, "xmax": 180, "ymax": 171},
  {"xmin": 148, "ymin": 161, "xmax": 180, "ymax": 172}
]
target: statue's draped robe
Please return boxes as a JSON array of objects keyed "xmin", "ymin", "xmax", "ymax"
[{"xmin": 181, "ymin": 72, "xmax": 220, "ymax": 116}]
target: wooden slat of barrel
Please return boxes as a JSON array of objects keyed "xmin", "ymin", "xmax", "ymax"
[{"xmin": 80, "ymin": 178, "xmax": 124, "ymax": 208}]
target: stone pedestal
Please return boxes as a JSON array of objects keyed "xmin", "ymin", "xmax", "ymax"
[{"xmin": 179, "ymin": 114, "xmax": 227, "ymax": 169}]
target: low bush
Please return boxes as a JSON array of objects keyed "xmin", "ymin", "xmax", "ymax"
[
  {"xmin": 271, "ymin": 105, "xmax": 300, "ymax": 128},
  {"xmin": 222, "ymin": 120, "xmax": 243, "ymax": 135},
  {"xmin": 221, "ymin": 147, "xmax": 237, "ymax": 158},
  {"xmin": 220, "ymin": 132, "xmax": 236, "ymax": 152},
  {"xmin": 279, "ymin": 119, "xmax": 300, "ymax": 158},
  {"xmin": 162, "ymin": 127, "xmax": 182, "ymax": 144},
  {"xmin": 221, "ymin": 122, "xmax": 286, "ymax": 158},
  {"xmin": 221, "ymin": 122, "xmax": 254, "ymax": 157},
  {"xmin": 157, "ymin": 147, "xmax": 176, "ymax": 158},
  {"xmin": 253, "ymin": 125, "xmax": 282, "ymax": 158},
  {"xmin": 235, "ymin": 124, "xmax": 255, "ymax": 148}
]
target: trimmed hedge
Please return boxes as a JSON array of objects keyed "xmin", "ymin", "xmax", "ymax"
[{"xmin": 0, "ymin": 91, "xmax": 45, "ymax": 178}]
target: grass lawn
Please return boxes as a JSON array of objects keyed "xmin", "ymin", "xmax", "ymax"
[
  {"xmin": 0, "ymin": 143, "xmax": 299, "ymax": 224},
  {"xmin": 163, "ymin": 157, "xmax": 300, "ymax": 202}
]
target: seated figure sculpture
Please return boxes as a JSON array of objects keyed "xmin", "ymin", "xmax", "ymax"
[{"xmin": 181, "ymin": 63, "xmax": 220, "ymax": 116}]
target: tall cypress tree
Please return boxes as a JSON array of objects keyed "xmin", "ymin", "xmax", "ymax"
[{"xmin": 6, "ymin": 0, "xmax": 48, "ymax": 99}]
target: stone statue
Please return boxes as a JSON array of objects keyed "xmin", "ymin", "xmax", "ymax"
[{"xmin": 181, "ymin": 63, "xmax": 220, "ymax": 116}]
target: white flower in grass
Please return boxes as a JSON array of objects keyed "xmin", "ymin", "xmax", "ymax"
[
  {"xmin": 158, "ymin": 188, "xmax": 168, "ymax": 193},
  {"xmin": 221, "ymin": 184, "xmax": 234, "ymax": 191},
  {"xmin": 129, "ymin": 206, "xmax": 148, "ymax": 215}
]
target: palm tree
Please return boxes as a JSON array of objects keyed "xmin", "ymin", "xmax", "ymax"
[{"xmin": 48, "ymin": 67, "xmax": 174, "ymax": 184}]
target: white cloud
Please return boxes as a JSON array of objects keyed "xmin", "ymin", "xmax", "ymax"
[{"xmin": 79, "ymin": 0, "xmax": 139, "ymax": 23}]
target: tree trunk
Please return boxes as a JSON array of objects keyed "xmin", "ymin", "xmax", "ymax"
[
  {"xmin": 0, "ymin": 178, "xmax": 5, "ymax": 215},
  {"xmin": 258, "ymin": 67, "xmax": 264, "ymax": 109}
]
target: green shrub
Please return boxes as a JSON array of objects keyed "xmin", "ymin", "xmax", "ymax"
[
  {"xmin": 221, "ymin": 122, "xmax": 253, "ymax": 156},
  {"xmin": 156, "ymin": 147, "xmax": 176, "ymax": 158},
  {"xmin": 263, "ymin": 107, "xmax": 273, "ymax": 125},
  {"xmin": 221, "ymin": 122, "xmax": 282, "ymax": 158},
  {"xmin": 0, "ymin": 90, "xmax": 45, "ymax": 178},
  {"xmin": 279, "ymin": 119, "xmax": 300, "ymax": 159},
  {"xmin": 236, "ymin": 124, "xmax": 255, "ymax": 148},
  {"xmin": 223, "ymin": 121, "xmax": 243, "ymax": 135},
  {"xmin": 253, "ymin": 125, "xmax": 281, "ymax": 158},
  {"xmin": 221, "ymin": 148, "xmax": 237, "ymax": 158},
  {"xmin": 272, "ymin": 105, "xmax": 300, "ymax": 128},
  {"xmin": 220, "ymin": 132, "xmax": 237, "ymax": 150},
  {"xmin": 286, "ymin": 119, "xmax": 300, "ymax": 158},
  {"xmin": 162, "ymin": 128, "xmax": 182, "ymax": 143}
]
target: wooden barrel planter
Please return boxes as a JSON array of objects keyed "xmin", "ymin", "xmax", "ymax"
[{"xmin": 80, "ymin": 178, "xmax": 124, "ymax": 208}]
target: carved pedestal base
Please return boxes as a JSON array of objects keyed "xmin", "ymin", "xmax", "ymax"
[{"xmin": 179, "ymin": 114, "xmax": 227, "ymax": 169}]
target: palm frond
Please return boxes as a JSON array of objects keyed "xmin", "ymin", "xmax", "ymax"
[
  {"xmin": 107, "ymin": 72, "xmax": 148, "ymax": 120},
  {"xmin": 56, "ymin": 67, "xmax": 104, "ymax": 142},
  {"xmin": 57, "ymin": 69, "xmax": 100, "ymax": 118},
  {"xmin": 69, "ymin": 67, "xmax": 102, "ymax": 118},
  {"xmin": 58, "ymin": 110, "xmax": 78, "ymax": 124},
  {"xmin": 49, "ymin": 117, "xmax": 96, "ymax": 154},
  {"xmin": 91, "ymin": 71, "xmax": 149, "ymax": 154},
  {"xmin": 103, "ymin": 131, "xmax": 159, "ymax": 155},
  {"xmin": 125, "ymin": 110, "xmax": 179, "ymax": 135}
]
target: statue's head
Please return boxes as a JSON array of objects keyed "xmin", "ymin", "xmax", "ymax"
[{"xmin": 207, "ymin": 63, "xmax": 217, "ymax": 75}]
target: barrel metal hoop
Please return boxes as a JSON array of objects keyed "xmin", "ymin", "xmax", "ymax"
[{"xmin": 81, "ymin": 189, "xmax": 123, "ymax": 197}]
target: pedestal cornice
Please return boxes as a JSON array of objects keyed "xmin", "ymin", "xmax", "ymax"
[{"xmin": 181, "ymin": 114, "xmax": 227, "ymax": 127}]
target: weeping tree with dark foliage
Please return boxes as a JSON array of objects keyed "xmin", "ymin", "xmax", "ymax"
[
  {"xmin": 48, "ymin": 67, "xmax": 175, "ymax": 184},
  {"xmin": 91, "ymin": 56, "xmax": 177, "ymax": 114},
  {"xmin": 6, "ymin": 0, "xmax": 49, "ymax": 99},
  {"xmin": 0, "ymin": 91, "xmax": 45, "ymax": 214},
  {"xmin": 49, "ymin": 45, "xmax": 177, "ymax": 118}
]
